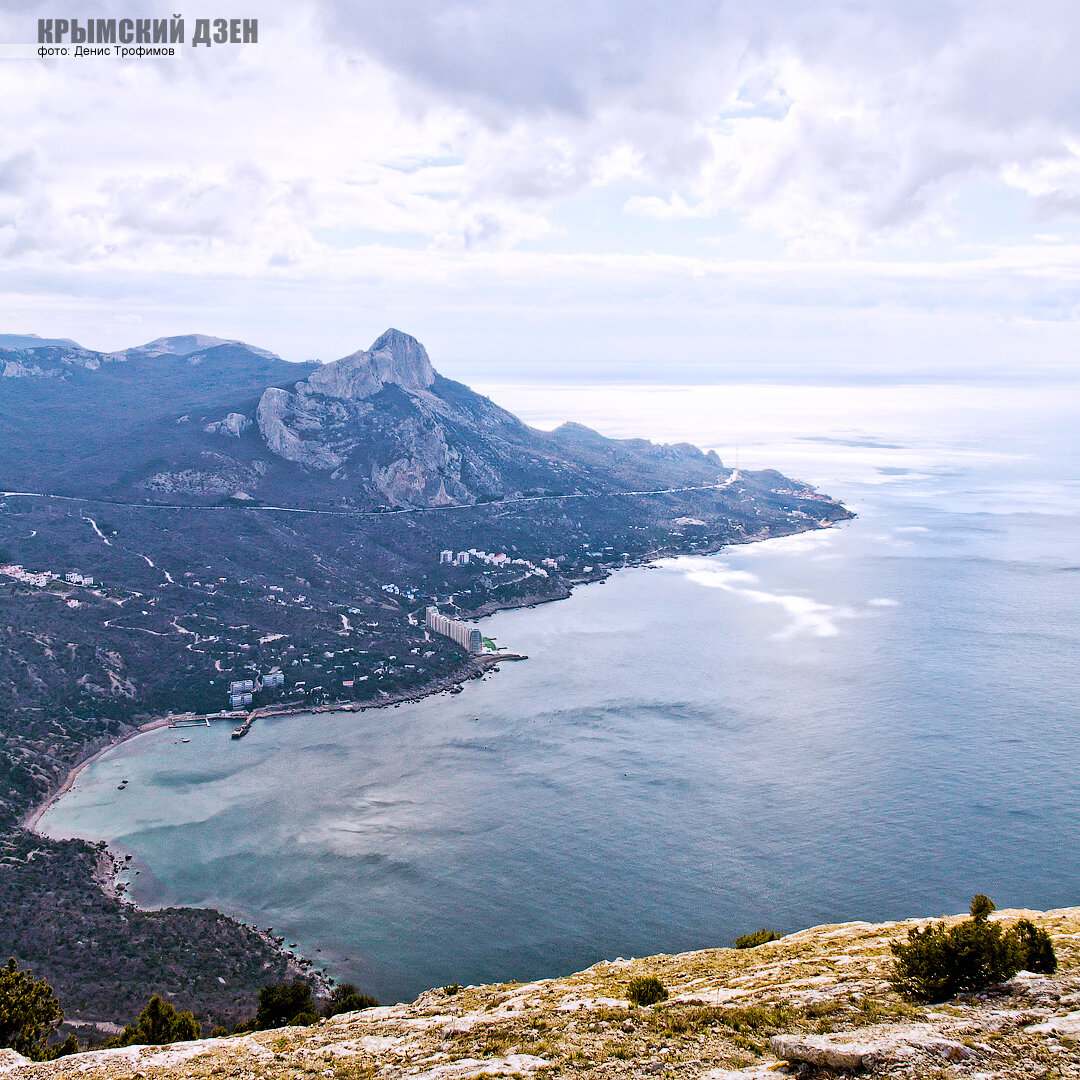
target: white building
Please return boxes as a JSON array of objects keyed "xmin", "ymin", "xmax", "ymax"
[
  {"xmin": 439, "ymin": 550, "xmax": 454, "ymax": 564},
  {"xmin": 425, "ymin": 606, "xmax": 483, "ymax": 654},
  {"xmin": 454, "ymin": 551, "xmax": 470, "ymax": 566}
]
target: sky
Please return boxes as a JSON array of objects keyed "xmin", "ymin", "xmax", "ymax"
[{"xmin": 3, "ymin": 0, "xmax": 1080, "ymax": 382}]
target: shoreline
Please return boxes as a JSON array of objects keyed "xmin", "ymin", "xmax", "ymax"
[
  {"xmin": 20, "ymin": 513, "xmax": 850, "ymax": 992},
  {"xmin": 22, "ymin": 716, "xmax": 173, "ymax": 833},
  {"xmin": 23, "ymin": 515, "xmax": 846, "ymax": 837}
]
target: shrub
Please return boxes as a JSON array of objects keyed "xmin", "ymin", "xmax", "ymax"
[
  {"xmin": 107, "ymin": 995, "xmax": 200, "ymax": 1047},
  {"xmin": 626, "ymin": 975, "xmax": 668, "ymax": 1006},
  {"xmin": 1011, "ymin": 919, "xmax": 1058, "ymax": 974},
  {"xmin": 734, "ymin": 929, "xmax": 782, "ymax": 949},
  {"xmin": 253, "ymin": 981, "xmax": 317, "ymax": 1029},
  {"xmin": 442, "ymin": 984, "xmax": 462, "ymax": 997},
  {"xmin": 890, "ymin": 895, "xmax": 1057, "ymax": 1002}
]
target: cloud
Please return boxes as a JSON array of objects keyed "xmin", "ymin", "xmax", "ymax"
[
  {"xmin": 5, "ymin": 1, "xmax": 1080, "ymax": 367},
  {"xmin": 314, "ymin": 0, "xmax": 1080, "ymax": 246}
]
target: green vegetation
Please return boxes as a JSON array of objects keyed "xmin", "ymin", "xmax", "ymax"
[
  {"xmin": 324, "ymin": 983, "xmax": 379, "ymax": 1017},
  {"xmin": 230, "ymin": 978, "xmax": 379, "ymax": 1031},
  {"xmin": 442, "ymin": 984, "xmax": 462, "ymax": 996},
  {"xmin": 890, "ymin": 895, "xmax": 1058, "ymax": 1001},
  {"xmin": 1011, "ymin": 918, "xmax": 1058, "ymax": 974},
  {"xmin": 0, "ymin": 957, "xmax": 77, "ymax": 1061},
  {"xmin": 626, "ymin": 975, "xmax": 668, "ymax": 1006},
  {"xmin": 106, "ymin": 994, "xmax": 201, "ymax": 1047},
  {"xmin": 252, "ymin": 980, "xmax": 319, "ymax": 1029},
  {"xmin": 734, "ymin": 929, "xmax": 782, "ymax": 949}
]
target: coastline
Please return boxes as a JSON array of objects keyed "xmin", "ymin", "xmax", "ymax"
[
  {"xmin": 23, "ymin": 514, "xmax": 847, "ymax": 839},
  {"xmin": 21, "ymin": 513, "xmax": 851, "ymax": 995},
  {"xmin": 21, "ymin": 716, "xmax": 172, "ymax": 833}
]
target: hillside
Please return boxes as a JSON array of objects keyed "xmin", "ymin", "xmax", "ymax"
[
  {"xmin": 0, "ymin": 328, "xmax": 729, "ymax": 508},
  {"xmin": 11, "ymin": 905, "xmax": 1080, "ymax": 1079}
]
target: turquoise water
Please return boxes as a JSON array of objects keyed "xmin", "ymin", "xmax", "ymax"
[{"xmin": 40, "ymin": 381, "xmax": 1080, "ymax": 1004}]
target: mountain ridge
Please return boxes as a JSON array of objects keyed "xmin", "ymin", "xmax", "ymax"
[{"xmin": 1, "ymin": 327, "xmax": 735, "ymax": 511}]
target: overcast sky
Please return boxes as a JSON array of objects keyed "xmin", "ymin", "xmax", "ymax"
[{"xmin": 3, "ymin": 0, "xmax": 1080, "ymax": 381}]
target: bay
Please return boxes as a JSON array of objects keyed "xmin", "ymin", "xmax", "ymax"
[{"xmin": 39, "ymin": 380, "xmax": 1080, "ymax": 1004}]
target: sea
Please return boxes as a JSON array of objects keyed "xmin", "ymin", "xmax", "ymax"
[{"xmin": 38, "ymin": 379, "xmax": 1080, "ymax": 1005}]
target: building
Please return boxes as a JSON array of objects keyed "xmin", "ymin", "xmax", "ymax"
[
  {"xmin": 454, "ymin": 551, "xmax": 470, "ymax": 566},
  {"xmin": 229, "ymin": 679, "xmax": 255, "ymax": 694},
  {"xmin": 262, "ymin": 669, "xmax": 284, "ymax": 688},
  {"xmin": 439, "ymin": 550, "xmax": 454, "ymax": 564},
  {"xmin": 229, "ymin": 691, "xmax": 253, "ymax": 708},
  {"xmin": 425, "ymin": 606, "xmax": 483, "ymax": 654}
]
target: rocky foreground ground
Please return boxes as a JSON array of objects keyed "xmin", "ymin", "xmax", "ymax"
[{"xmin": 9, "ymin": 906, "xmax": 1080, "ymax": 1079}]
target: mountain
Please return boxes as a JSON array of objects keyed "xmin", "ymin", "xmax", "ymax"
[
  {"xmin": 248, "ymin": 328, "xmax": 725, "ymax": 507},
  {"xmin": 0, "ymin": 335, "xmax": 316, "ymax": 493},
  {"xmin": 0, "ymin": 328, "xmax": 727, "ymax": 508},
  {"xmin": 0, "ymin": 333, "xmax": 82, "ymax": 351},
  {"xmin": 117, "ymin": 334, "xmax": 281, "ymax": 361}
]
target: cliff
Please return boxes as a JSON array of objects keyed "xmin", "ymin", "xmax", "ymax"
[{"xmin": 12, "ymin": 905, "xmax": 1080, "ymax": 1079}]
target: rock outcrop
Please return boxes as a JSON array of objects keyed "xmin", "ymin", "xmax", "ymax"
[
  {"xmin": 13, "ymin": 906, "xmax": 1080, "ymax": 1079},
  {"xmin": 203, "ymin": 413, "xmax": 252, "ymax": 438},
  {"xmin": 252, "ymin": 328, "xmax": 728, "ymax": 508}
]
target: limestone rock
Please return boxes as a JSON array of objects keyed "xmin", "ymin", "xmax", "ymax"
[
  {"xmin": 304, "ymin": 328, "xmax": 435, "ymax": 399},
  {"xmin": 1028, "ymin": 1009, "xmax": 1080, "ymax": 1037},
  {"xmin": 770, "ymin": 1032, "xmax": 891, "ymax": 1070},
  {"xmin": 204, "ymin": 412, "xmax": 252, "ymax": 437},
  {"xmin": 770, "ymin": 1026, "xmax": 975, "ymax": 1069}
]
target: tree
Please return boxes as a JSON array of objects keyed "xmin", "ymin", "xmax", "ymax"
[
  {"xmin": 254, "ymin": 981, "xmax": 317, "ymax": 1029},
  {"xmin": 0, "ymin": 957, "xmax": 77, "ymax": 1061},
  {"xmin": 107, "ymin": 995, "xmax": 201, "ymax": 1047},
  {"xmin": 323, "ymin": 983, "xmax": 378, "ymax": 1018}
]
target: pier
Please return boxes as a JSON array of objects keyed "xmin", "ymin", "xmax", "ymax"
[{"xmin": 231, "ymin": 714, "xmax": 256, "ymax": 739}]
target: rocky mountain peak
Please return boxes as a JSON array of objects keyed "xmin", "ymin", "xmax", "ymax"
[{"xmin": 304, "ymin": 329, "xmax": 435, "ymax": 400}]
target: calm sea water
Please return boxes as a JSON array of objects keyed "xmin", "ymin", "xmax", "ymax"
[{"xmin": 40, "ymin": 381, "xmax": 1080, "ymax": 1004}]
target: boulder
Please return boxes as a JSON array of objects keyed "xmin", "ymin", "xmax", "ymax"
[
  {"xmin": 770, "ymin": 1032, "xmax": 888, "ymax": 1070},
  {"xmin": 204, "ymin": 412, "xmax": 253, "ymax": 437},
  {"xmin": 770, "ymin": 1028, "xmax": 974, "ymax": 1069}
]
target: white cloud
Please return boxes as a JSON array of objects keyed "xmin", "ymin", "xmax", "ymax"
[{"xmin": 4, "ymin": 0, "xmax": 1080, "ymax": 369}]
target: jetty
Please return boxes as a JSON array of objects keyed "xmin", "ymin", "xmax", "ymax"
[{"xmin": 231, "ymin": 714, "xmax": 256, "ymax": 739}]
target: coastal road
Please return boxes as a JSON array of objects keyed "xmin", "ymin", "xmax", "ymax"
[{"xmin": 1, "ymin": 471, "xmax": 746, "ymax": 520}]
